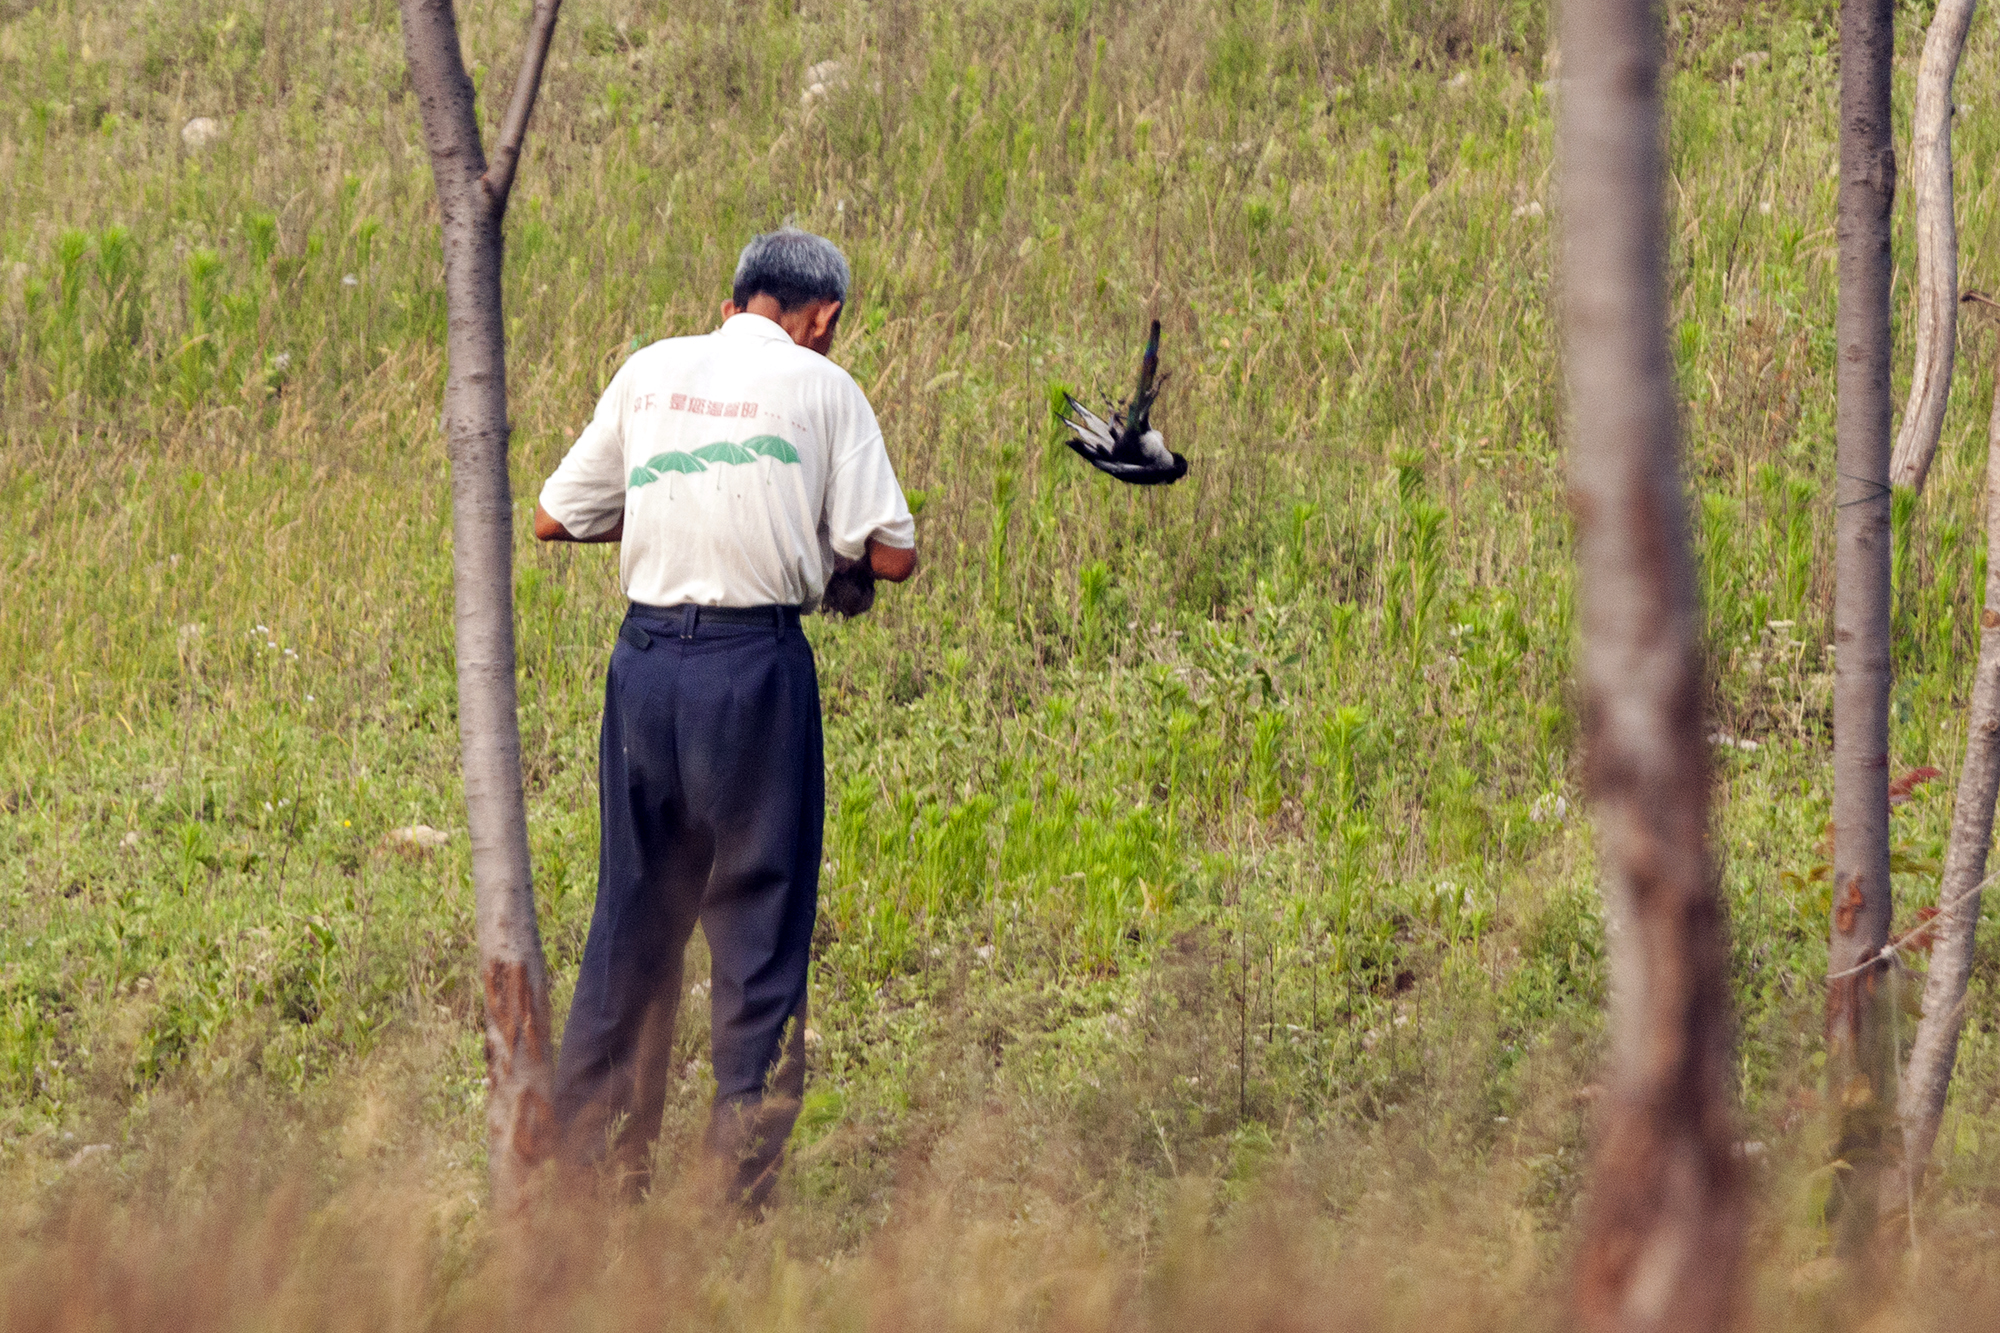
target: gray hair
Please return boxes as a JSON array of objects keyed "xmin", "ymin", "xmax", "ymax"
[{"xmin": 731, "ymin": 227, "xmax": 851, "ymax": 311}]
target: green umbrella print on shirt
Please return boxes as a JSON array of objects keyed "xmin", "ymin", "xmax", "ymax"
[{"xmin": 628, "ymin": 435, "xmax": 800, "ymax": 488}]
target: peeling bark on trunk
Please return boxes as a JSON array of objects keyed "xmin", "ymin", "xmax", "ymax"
[
  {"xmin": 1889, "ymin": 0, "xmax": 1978, "ymax": 495},
  {"xmin": 1894, "ymin": 327, "xmax": 2000, "ymax": 1194},
  {"xmin": 1559, "ymin": 2, "xmax": 1744, "ymax": 1329},
  {"xmin": 397, "ymin": 0, "xmax": 563, "ymax": 1212},
  {"xmin": 1828, "ymin": 0, "xmax": 1899, "ymax": 1261}
]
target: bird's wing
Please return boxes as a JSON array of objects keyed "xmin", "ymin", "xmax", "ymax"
[
  {"xmin": 1135, "ymin": 429, "xmax": 1175, "ymax": 469},
  {"xmin": 1069, "ymin": 445, "xmax": 1186, "ymax": 485},
  {"xmin": 1062, "ymin": 396, "xmax": 1121, "ymax": 458}
]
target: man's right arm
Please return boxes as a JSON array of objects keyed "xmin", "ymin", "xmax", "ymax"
[
  {"xmin": 866, "ymin": 535, "xmax": 917, "ymax": 581},
  {"xmin": 824, "ymin": 378, "xmax": 918, "ymax": 584}
]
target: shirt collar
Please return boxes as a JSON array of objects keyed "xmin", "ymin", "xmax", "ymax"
[{"xmin": 718, "ymin": 312, "xmax": 794, "ymax": 344}]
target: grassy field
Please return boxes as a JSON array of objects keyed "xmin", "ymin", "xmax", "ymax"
[{"xmin": 10, "ymin": 0, "xmax": 2000, "ymax": 1324}]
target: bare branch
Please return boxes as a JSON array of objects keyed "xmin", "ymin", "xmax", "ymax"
[
  {"xmin": 482, "ymin": 0, "xmax": 564, "ymax": 210},
  {"xmin": 1889, "ymin": 0, "xmax": 1978, "ymax": 495},
  {"xmin": 1894, "ymin": 333, "xmax": 2000, "ymax": 1199},
  {"xmin": 400, "ymin": 0, "xmax": 488, "ymax": 199}
]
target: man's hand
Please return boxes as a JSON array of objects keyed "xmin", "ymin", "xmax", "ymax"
[
  {"xmin": 534, "ymin": 503, "xmax": 623, "ymax": 543},
  {"xmin": 824, "ymin": 539, "xmax": 917, "ymax": 617}
]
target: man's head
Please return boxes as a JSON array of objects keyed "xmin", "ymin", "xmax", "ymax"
[{"xmin": 722, "ymin": 227, "xmax": 850, "ymax": 354}]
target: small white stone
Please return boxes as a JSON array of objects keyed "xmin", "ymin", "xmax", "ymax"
[
  {"xmin": 800, "ymin": 59, "xmax": 848, "ymax": 107},
  {"xmin": 341, "ymin": 274, "xmax": 358, "ymax": 287},
  {"xmin": 1513, "ymin": 200, "xmax": 1543, "ymax": 219},
  {"xmin": 121, "ymin": 831, "xmax": 142, "ymax": 849},
  {"xmin": 181, "ymin": 116, "xmax": 221, "ymax": 149},
  {"xmin": 387, "ymin": 824, "xmax": 450, "ymax": 849},
  {"xmin": 67, "ymin": 1143, "xmax": 113, "ymax": 1168}
]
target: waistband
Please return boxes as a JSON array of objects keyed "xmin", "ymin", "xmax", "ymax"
[{"xmin": 622, "ymin": 602, "xmax": 802, "ymax": 645}]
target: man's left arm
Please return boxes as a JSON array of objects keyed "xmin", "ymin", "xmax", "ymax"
[
  {"xmin": 535, "ymin": 363, "xmax": 632, "ymax": 543},
  {"xmin": 534, "ymin": 504, "xmax": 623, "ymax": 543}
]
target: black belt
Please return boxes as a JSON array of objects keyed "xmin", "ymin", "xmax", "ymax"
[{"xmin": 621, "ymin": 603, "xmax": 800, "ymax": 648}]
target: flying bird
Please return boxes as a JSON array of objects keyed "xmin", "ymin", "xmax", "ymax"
[{"xmin": 1062, "ymin": 320, "xmax": 1187, "ymax": 486}]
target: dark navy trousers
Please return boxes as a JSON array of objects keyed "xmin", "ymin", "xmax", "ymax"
[{"xmin": 553, "ymin": 603, "xmax": 823, "ymax": 1206}]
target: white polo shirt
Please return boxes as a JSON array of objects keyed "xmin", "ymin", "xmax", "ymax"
[{"xmin": 537, "ymin": 313, "xmax": 916, "ymax": 610}]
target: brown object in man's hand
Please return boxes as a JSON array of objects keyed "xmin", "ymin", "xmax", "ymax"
[{"xmin": 822, "ymin": 561, "xmax": 876, "ymax": 617}]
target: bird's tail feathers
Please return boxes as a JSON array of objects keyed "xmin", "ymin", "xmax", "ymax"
[
  {"xmin": 1128, "ymin": 368, "xmax": 1168, "ymax": 431},
  {"xmin": 1134, "ymin": 319, "xmax": 1162, "ymax": 404}
]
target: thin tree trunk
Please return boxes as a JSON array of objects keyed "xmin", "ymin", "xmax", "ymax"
[
  {"xmin": 1894, "ymin": 323, "xmax": 2000, "ymax": 1193},
  {"xmin": 1559, "ymin": 2, "xmax": 1744, "ymax": 1328},
  {"xmin": 1828, "ymin": 0, "xmax": 1898, "ymax": 1260},
  {"xmin": 398, "ymin": 0, "xmax": 564, "ymax": 1212},
  {"xmin": 1889, "ymin": 0, "xmax": 1979, "ymax": 495}
]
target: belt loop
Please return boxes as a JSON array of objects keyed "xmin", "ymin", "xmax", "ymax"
[{"xmin": 680, "ymin": 605, "xmax": 697, "ymax": 640}]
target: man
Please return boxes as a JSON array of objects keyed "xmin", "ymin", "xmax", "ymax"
[{"xmin": 533, "ymin": 227, "xmax": 917, "ymax": 1208}]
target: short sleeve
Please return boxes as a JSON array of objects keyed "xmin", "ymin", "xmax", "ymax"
[
  {"xmin": 537, "ymin": 363, "xmax": 630, "ymax": 539},
  {"xmin": 823, "ymin": 379, "xmax": 915, "ymax": 558}
]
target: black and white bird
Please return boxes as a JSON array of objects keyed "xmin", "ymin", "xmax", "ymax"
[{"xmin": 1062, "ymin": 321, "xmax": 1187, "ymax": 486}]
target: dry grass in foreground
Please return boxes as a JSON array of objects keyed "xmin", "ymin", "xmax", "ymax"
[{"xmin": 8, "ymin": 1060, "xmax": 2000, "ymax": 1333}]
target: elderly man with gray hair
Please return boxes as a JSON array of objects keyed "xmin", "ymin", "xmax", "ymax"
[{"xmin": 533, "ymin": 227, "xmax": 917, "ymax": 1208}]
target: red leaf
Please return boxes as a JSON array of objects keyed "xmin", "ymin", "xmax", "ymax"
[
  {"xmin": 1889, "ymin": 767, "xmax": 1945, "ymax": 806},
  {"xmin": 1895, "ymin": 905, "xmax": 1943, "ymax": 955}
]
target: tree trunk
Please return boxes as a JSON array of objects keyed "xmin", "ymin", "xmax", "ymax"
[
  {"xmin": 1559, "ymin": 2, "xmax": 1744, "ymax": 1328},
  {"xmin": 1828, "ymin": 0, "xmax": 1898, "ymax": 1260},
  {"xmin": 1889, "ymin": 0, "xmax": 1979, "ymax": 495},
  {"xmin": 1894, "ymin": 326, "xmax": 2000, "ymax": 1195},
  {"xmin": 398, "ymin": 0, "xmax": 563, "ymax": 1212}
]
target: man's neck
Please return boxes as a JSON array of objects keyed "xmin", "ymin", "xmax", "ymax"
[{"xmin": 721, "ymin": 295, "xmax": 842, "ymax": 354}]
